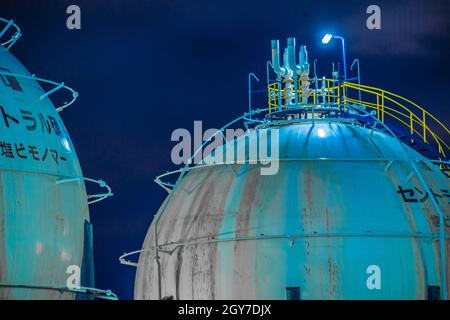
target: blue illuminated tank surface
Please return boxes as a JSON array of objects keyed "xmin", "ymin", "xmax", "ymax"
[
  {"xmin": 135, "ymin": 121, "xmax": 450, "ymax": 299},
  {"xmin": 0, "ymin": 24, "xmax": 90, "ymax": 299},
  {"xmin": 132, "ymin": 37, "xmax": 450, "ymax": 300}
]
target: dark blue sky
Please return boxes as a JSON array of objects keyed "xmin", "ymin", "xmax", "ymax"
[{"xmin": 0, "ymin": 0, "xmax": 449, "ymax": 299}]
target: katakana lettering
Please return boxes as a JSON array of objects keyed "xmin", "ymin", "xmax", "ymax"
[
  {"xmin": 20, "ymin": 110, "xmax": 37, "ymax": 131},
  {"xmin": 28, "ymin": 145, "xmax": 39, "ymax": 160},
  {"xmin": 14, "ymin": 143, "xmax": 27, "ymax": 159},
  {"xmin": 0, "ymin": 106, "xmax": 19, "ymax": 128},
  {"xmin": 397, "ymin": 185, "xmax": 418, "ymax": 203}
]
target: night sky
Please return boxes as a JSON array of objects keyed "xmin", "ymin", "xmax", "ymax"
[{"xmin": 0, "ymin": 0, "xmax": 448, "ymax": 299}]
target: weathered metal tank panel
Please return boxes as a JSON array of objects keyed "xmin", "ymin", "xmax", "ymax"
[
  {"xmin": 0, "ymin": 45, "xmax": 89, "ymax": 299},
  {"xmin": 135, "ymin": 122, "xmax": 450, "ymax": 300}
]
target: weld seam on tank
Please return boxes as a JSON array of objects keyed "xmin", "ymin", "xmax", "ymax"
[{"xmin": 155, "ymin": 232, "xmax": 448, "ymax": 248}]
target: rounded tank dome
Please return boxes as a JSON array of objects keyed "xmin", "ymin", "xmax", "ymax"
[
  {"xmin": 134, "ymin": 119, "xmax": 450, "ymax": 299},
  {"xmin": 126, "ymin": 37, "xmax": 450, "ymax": 301}
]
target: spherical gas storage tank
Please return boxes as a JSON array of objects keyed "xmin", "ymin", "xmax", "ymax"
[
  {"xmin": 134, "ymin": 117, "xmax": 450, "ymax": 300},
  {"xmin": 132, "ymin": 38, "xmax": 450, "ymax": 300},
  {"xmin": 0, "ymin": 19, "xmax": 100, "ymax": 300}
]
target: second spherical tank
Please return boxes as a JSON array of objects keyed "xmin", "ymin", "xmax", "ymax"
[{"xmin": 135, "ymin": 119, "xmax": 450, "ymax": 300}]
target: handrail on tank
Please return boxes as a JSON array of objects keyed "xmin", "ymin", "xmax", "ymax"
[
  {"xmin": 268, "ymin": 79, "xmax": 450, "ymax": 163},
  {"xmin": 153, "ymin": 97, "xmax": 450, "ymax": 193},
  {"xmin": 119, "ymin": 230, "xmax": 450, "ymax": 268},
  {"xmin": 0, "ymin": 282, "xmax": 118, "ymax": 300},
  {"xmin": 153, "ymin": 108, "xmax": 269, "ymax": 194},
  {"xmin": 155, "ymin": 105, "xmax": 379, "ymax": 193},
  {"xmin": 0, "ymin": 18, "xmax": 22, "ymax": 50},
  {"xmin": 119, "ymin": 249, "xmax": 155, "ymax": 267},
  {"xmin": 56, "ymin": 177, "xmax": 113, "ymax": 205},
  {"xmin": 0, "ymin": 71, "xmax": 79, "ymax": 112},
  {"xmin": 84, "ymin": 177, "xmax": 114, "ymax": 205}
]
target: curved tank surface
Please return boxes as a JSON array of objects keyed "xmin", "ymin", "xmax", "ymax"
[
  {"xmin": 129, "ymin": 37, "xmax": 450, "ymax": 300},
  {"xmin": 135, "ymin": 121, "xmax": 450, "ymax": 299},
  {"xmin": 0, "ymin": 18, "xmax": 113, "ymax": 300}
]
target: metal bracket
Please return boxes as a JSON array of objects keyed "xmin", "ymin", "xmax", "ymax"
[
  {"xmin": 119, "ymin": 249, "xmax": 155, "ymax": 267},
  {"xmin": 0, "ymin": 18, "xmax": 22, "ymax": 50},
  {"xmin": 56, "ymin": 177, "xmax": 113, "ymax": 205},
  {"xmin": 0, "ymin": 71, "xmax": 78, "ymax": 112}
]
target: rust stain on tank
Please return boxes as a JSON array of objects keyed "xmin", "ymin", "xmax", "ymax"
[
  {"xmin": 324, "ymin": 208, "xmax": 330, "ymax": 233},
  {"xmin": 235, "ymin": 169, "xmax": 260, "ymax": 237},
  {"xmin": 446, "ymin": 240, "xmax": 450, "ymax": 298},
  {"xmin": 389, "ymin": 167, "xmax": 427, "ymax": 298},
  {"xmin": 324, "ymin": 207, "xmax": 338, "ymax": 298},
  {"xmin": 301, "ymin": 207, "xmax": 313, "ymax": 231},
  {"xmin": 303, "ymin": 163, "xmax": 314, "ymax": 210},
  {"xmin": 327, "ymin": 262, "xmax": 339, "ymax": 298}
]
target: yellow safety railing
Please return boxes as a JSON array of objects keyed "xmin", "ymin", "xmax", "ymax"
[
  {"xmin": 268, "ymin": 79, "xmax": 450, "ymax": 163},
  {"xmin": 268, "ymin": 78, "xmax": 341, "ymax": 112}
]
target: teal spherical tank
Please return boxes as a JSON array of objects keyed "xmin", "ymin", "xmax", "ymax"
[
  {"xmin": 0, "ymin": 36, "xmax": 92, "ymax": 299},
  {"xmin": 134, "ymin": 119, "xmax": 450, "ymax": 300}
]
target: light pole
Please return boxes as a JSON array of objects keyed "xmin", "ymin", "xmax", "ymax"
[{"xmin": 322, "ymin": 33, "xmax": 347, "ymax": 81}]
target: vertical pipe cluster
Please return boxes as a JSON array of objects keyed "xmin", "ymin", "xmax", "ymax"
[{"xmin": 271, "ymin": 38, "xmax": 310, "ymax": 109}]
